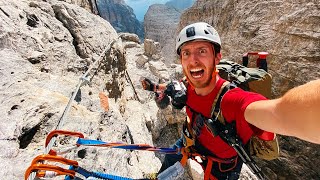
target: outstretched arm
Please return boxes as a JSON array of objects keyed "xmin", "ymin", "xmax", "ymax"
[{"xmin": 245, "ymin": 79, "xmax": 320, "ymax": 144}]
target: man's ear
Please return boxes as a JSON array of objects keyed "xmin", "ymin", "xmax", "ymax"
[{"xmin": 215, "ymin": 53, "xmax": 222, "ymax": 65}]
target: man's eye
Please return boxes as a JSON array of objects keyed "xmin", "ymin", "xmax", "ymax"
[
  {"xmin": 199, "ymin": 49, "xmax": 207, "ymax": 54},
  {"xmin": 182, "ymin": 51, "xmax": 189, "ymax": 56}
]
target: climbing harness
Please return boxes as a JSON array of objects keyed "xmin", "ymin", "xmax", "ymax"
[
  {"xmin": 180, "ymin": 81, "xmax": 268, "ymax": 180},
  {"xmin": 204, "ymin": 117, "xmax": 266, "ymax": 180}
]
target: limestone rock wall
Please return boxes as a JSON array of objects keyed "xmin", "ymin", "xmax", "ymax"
[
  {"xmin": 58, "ymin": 0, "xmax": 98, "ymax": 14},
  {"xmin": 97, "ymin": 0, "xmax": 144, "ymax": 39},
  {"xmin": 144, "ymin": 4, "xmax": 181, "ymax": 65},
  {"xmin": 0, "ymin": 0, "xmax": 159, "ymax": 179}
]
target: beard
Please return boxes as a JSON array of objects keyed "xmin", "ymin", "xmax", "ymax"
[{"xmin": 183, "ymin": 65, "xmax": 215, "ymax": 89}]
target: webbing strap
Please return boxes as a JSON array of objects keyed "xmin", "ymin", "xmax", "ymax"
[
  {"xmin": 204, "ymin": 159, "xmax": 213, "ymax": 180},
  {"xmin": 180, "ymin": 147, "xmax": 189, "ymax": 166},
  {"xmin": 205, "ymin": 83, "xmax": 266, "ymax": 179},
  {"xmin": 76, "ymin": 138, "xmax": 177, "ymax": 154},
  {"xmin": 201, "ymin": 155, "xmax": 237, "ymax": 180},
  {"xmin": 210, "ymin": 81, "xmax": 231, "ymax": 118},
  {"xmin": 65, "ymin": 166, "xmax": 134, "ymax": 180}
]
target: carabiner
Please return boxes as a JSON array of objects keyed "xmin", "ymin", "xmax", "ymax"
[
  {"xmin": 45, "ymin": 130, "xmax": 84, "ymax": 155},
  {"xmin": 25, "ymin": 164, "xmax": 75, "ymax": 180},
  {"xmin": 31, "ymin": 154, "xmax": 78, "ymax": 167}
]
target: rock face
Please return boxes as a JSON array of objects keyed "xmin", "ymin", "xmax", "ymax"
[
  {"xmin": 58, "ymin": 0, "xmax": 99, "ymax": 14},
  {"xmin": 178, "ymin": 0, "xmax": 320, "ymax": 179},
  {"xmin": 0, "ymin": 0, "xmax": 188, "ymax": 179},
  {"xmin": 144, "ymin": 4, "xmax": 181, "ymax": 65},
  {"xmin": 165, "ymin": 0, "xmax": 195, "ymax": 11},
  {"xmin": 0, "ymin": 0, "xmax": 161, "ymax": 179},
  {"xmin": 96, "ymin": 0, "xmax": 144, "ymax": 39}
]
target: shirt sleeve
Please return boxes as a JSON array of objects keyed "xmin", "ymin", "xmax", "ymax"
[{"xmin": 221, "ymin": 88, "xmax": 275, "ymax": 141}]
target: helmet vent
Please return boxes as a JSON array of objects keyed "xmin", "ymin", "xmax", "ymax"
[{"xmin": 204, "ymin": 30, "xmax": 210, "ymax": 34}]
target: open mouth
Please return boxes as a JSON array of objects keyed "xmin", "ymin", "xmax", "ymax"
[{"xmin": 190, "ymin": 68, "xmax": 204, "ymax": 79}]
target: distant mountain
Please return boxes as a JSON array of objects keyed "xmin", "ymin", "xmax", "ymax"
[
  {"xmin": 124, "ymin": 0, "xmax": 169, "ymax": 21},
  {"xmin": 123, "ymin": 0, "xmax": 195, "ymax": 21},
  {"xmin": 97, "ymin": 0, "xmax": 144, "ymax": 39},
  {"xmin": 144, "ymin": 4, "xmax": 181, "ymax": 65},
  {"xmin": 165, "ymin": 0, "xmax": 195, "ymax": 11}
]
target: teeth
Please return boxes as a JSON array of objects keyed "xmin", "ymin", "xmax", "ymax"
[
  {"xmin": 190, "ymin": 68, "xmax": 202, "ymax": 72},
  {"xmin": 190, "ymin": 68, "xmax": 204, "ymax": 79},
  {"xmin": 192, "ymin": 74, "xmax": 202, "ymax": 78}
]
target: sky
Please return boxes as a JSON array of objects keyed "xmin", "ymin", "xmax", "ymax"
[{"xmin": 124, "ymin": 0, "xmax": 170, "ymax": 21}]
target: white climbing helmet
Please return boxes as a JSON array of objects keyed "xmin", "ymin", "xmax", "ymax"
[{"xmin": 176, "ymin": 22, "xmax": 221, "ymax": 55}]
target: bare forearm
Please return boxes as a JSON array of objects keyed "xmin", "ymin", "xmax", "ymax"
[
  {"xmin": 245, "ymin": 99, "xmax": 285, "ymax": 136},
  {"xmin": 245, "ymin": 79, "xmax": 320, "ymax": 144},
  {"xmin": 276, "ymin": 79, "xmax": 320, "ymax": 143}
]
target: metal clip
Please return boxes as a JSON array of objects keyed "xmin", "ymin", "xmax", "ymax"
[
  {"xmin": 31, "ymin": 154, "xmax": 78, "ymax": 166},
  {"xmin": 25, "ymin": 164, "xmax": 75, "ymax": 180},
  {"xmin": 45, "ymin": 130, "xmax": 84, "ymax": 155}
]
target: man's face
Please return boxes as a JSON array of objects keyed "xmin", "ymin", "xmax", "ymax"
[{"xmin": 180, "ymin": 41, "xmax": 216, "ymax": 88}]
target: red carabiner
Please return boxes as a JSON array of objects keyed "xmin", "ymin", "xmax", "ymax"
[
  {"xmin": 31, "ymin": 154, "xmax": 78, "ymax": 167},
  {"xmin": 25, "ymin": 164, "xmax": 75, "ymax": 180},
  {"xmin": 45, "ymin": 130, "xmax": 84, "ymax": 155}
]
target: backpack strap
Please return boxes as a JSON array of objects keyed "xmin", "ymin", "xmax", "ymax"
[
  {"xmin": 181, "ymin": 80, "xmax": 236, "ymax": 148},
  {"xmin": 209, "ymin": 81, "xmax": 236, "ymax": 125},
  {"xmin": 180, "ymin": 78, "xmax": 265, "ymax": 179},
  {"xmin": 204, "ymin": 83, "xmax": 267, "ymax": 179}
]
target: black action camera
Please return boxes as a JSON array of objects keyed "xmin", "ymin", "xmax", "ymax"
[{"xmin": 165, "ymin": 81, "xmax": 187, "ymax": 109}]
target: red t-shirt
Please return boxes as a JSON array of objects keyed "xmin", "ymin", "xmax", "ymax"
[{"xmin": 185, "ymin": 77, "xmax": 274, "ymax": 159}]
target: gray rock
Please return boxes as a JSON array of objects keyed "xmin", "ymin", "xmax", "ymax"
[
  {"xmin": 96, "ymin": 0, "xmax": 144, "ymax": 39},
  {"xmin": 0, "ymin": 1, "xmax": 161, "ymax": 179},
  {"xmin": 119, "ymin": 32, "xmax": 140, "ymax": 43},
  {"xmin": 26, "ymin": 51, "xmax": 46, "ymax": 64},
  {"xmin": 123, "ymin": 41, "xmax": 139, "ymax": 49},
  {"xmin": 148, "ymin": 60, "xmax": 170, "ymax": 81},
  {"xmin": 144, "ymin": 38, "xmax": 161, "ymax": 57},
  {"xmin": 144, "ymin": 4, "xmax": 181, "ymax": 65},
  {"xmin": 58, "ymin": 0, "xmax": 95, "ymax": 13},
  {"xmin": 136, "ymin": 54, "xmax": 149, "ymax": 68}
]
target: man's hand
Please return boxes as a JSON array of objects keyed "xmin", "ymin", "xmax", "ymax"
[{"xmin": 141, "ymin": 77, "xmax": 156, "ymax": 91}]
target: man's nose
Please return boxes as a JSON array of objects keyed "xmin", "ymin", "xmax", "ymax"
[{"xmin": 189, "ymin": 52, "xmax": 199, "ymax": 64}]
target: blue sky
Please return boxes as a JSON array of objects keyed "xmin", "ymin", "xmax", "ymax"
[{"xmin": 124, "ymin": 0, "xmax": 170, "ymax": 21}]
